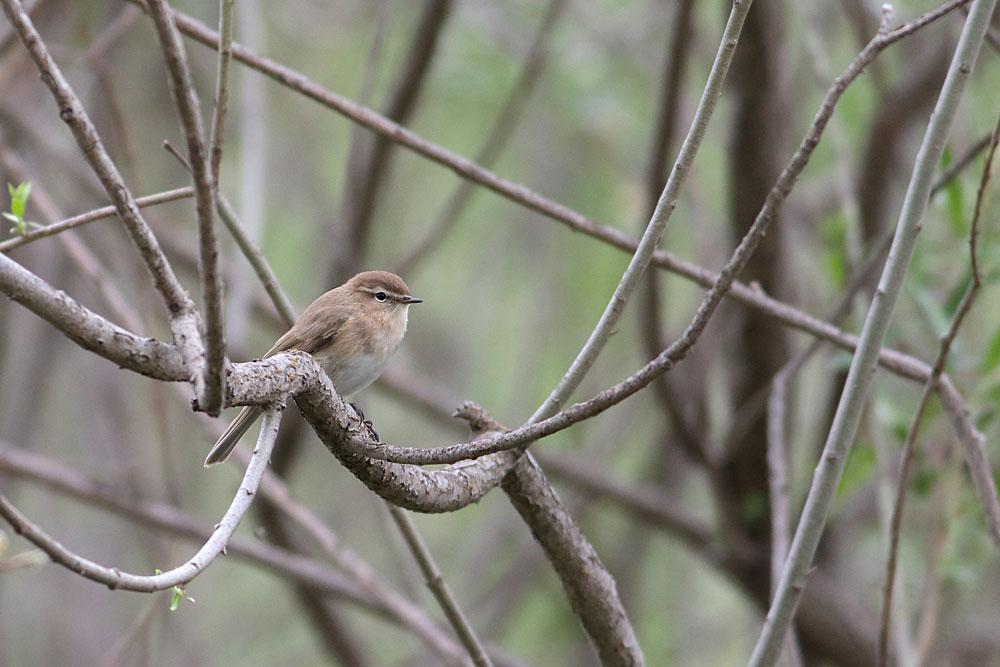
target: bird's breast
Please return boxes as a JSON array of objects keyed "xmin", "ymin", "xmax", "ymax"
[{"xmin": 327, "ymin": 352, "xmax": 392, "ymax": 397}]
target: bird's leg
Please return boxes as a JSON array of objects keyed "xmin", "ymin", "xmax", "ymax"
[{"xmin": 349, "ymin": 402, "xmax": 380, "ymax": 441}]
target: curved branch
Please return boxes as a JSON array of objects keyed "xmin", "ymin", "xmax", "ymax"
[
  {"xmin": 527, "ymin": 0, "xmax": 752, "ymax": 425},
  {"xmin": 0, "ymin": 441, "xmax": 476, "ymax": 664},
  {"xmin": 0, "ymin": 408, "xmax": 281, "ymax": 591}
]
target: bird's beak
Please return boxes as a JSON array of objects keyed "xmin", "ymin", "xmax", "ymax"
[{"xmin": 401, "ymin": 296, "xmax": 423, "ymax": 304}]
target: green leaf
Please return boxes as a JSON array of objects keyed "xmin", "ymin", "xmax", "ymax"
[
  {"xmin": 944, "ymin": 174, "xmax": 966, "ymax": 237},
  {"xmin": 837, "ymin": 443, "xmax": 876, "ymax": 498},
  {"xmin": 984, "ymin": 327, "xmax": 1000, "ymax": 373},
  {"xmin": 2, "ymin": 212, "xmax": 17, "ymax": 223}
]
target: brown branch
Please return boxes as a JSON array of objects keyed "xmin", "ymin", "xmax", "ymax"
[
  {"xmin": 502, "ymin": 454, "xmax": 645, "ymax": 666},
  {"xmin": 0, "ymin": 187, "xmax": 193, "ymax": 253},
  {"xmin": 0, "ymin": 0, "xmax": 199, "ymax": 333},
  {"xmin": 145, "ymin": 0, "xmax": 226, "ymax": 414}
]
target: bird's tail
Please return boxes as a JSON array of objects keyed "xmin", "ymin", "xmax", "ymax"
[{"xmin": 204, "ymin": 405, "xmax": 264, "ymax": 467}]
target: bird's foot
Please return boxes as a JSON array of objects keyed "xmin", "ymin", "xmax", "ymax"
[{"xmin": 349, "ymin": 402, "xmax": 380, "ymax": 441}]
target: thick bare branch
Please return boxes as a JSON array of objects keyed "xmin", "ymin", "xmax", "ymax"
[
  {"xmin": 503, "ymin": 454, "xmax": 644, "ymax": 666},
  {"xmin": 0, "ymin": 251, "xmax": 188, "ymax": 380}
]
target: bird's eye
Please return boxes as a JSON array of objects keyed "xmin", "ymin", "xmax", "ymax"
[{"xmin": 374, "ymin": 291, "xmax": 388, "ymax": 302}]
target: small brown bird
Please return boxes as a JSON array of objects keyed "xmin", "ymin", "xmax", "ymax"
[{"xmin": 204, "ymin": 270, "xmax": 421, "ymax": 466}]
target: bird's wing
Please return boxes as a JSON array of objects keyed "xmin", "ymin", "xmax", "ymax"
[{"xmin": 264, "ymin": 311, "xmax": 350, "ymax": 358}]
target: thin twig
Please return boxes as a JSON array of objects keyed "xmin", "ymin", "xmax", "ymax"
[
  {"xmin": 387, "ymin": 504, "xmax": 492, "ymax": 667},
  {"xmin": 0, "ymin": 441, "xmax": 480, "ymax": 663},
  {"xmin": 145, "ymin": 0, "xmax": 226, "ymax": 415},
  {"xmin": 876, "ymin": 106, "xmax": 1000, "ymax": 667},
  {"xmin": 209, "ymin": 0, "xmax": 235, "ymax": 183},
  {"xmin": 163, "ymin": 140, "xmax": 296, "ymax": 326},
  {"xmin": 0, "ymin": 407, "xmax": 281, "ymax": 592},
  {"xmin": 216, "ymin": 192, "xmax": 296, "ymax": 327},
  {"xmin": 527, "ymin": 0, "xmax": 753, "ymax": 425},
  {"xmin": 0, "ymin": 0, "xmax": 199, "ymax": 327},
  {"xmin": 930, "ymin": 132, "xmax": 994, "ymax": 198},
  {"xmin": 394, "ymin": 0, "xmax": 566, "ymax": 276},
  {"xmin": 750, "ymin": 1, "xmax": 997, "ymax": 664},
  {"xmin": 0, "ymin": 187, "xmax": 194, "ymax": 253},
  {"xmin": 344, "ymin": 1, "xmax": 973, "ymax": 468}
]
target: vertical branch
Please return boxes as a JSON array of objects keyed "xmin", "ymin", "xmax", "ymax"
[
  {"xmin": 877, "ymin": 106, "xmax": 1000, "ymax": 667},
  {"xmin": 0, "ymin": 407, "xmax": 282, "ymax": 591},
  {"xmin": 145, "ymin": 0, "xmax": 226, "ymax": 415},
  {"xmin": 209, "ymin": 0, "xmax": 235, "ymax": 183},
  {"xmin": 749, "ymin": 1, "xmax": 998, "ymax": 663}
]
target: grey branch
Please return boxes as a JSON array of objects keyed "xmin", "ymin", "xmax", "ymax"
[
  {"xmin": 0, "ymin": 408, "xmax": 281, "ymax": 591},
  {"xmin": 750, "ymin": 0, "xmax": 997, "ymax": 663},
  {"xmin": 0, "ymin": 441, "xmax": 479, "ymax": 665},
  {"xmin": 0, "ymin": 251, "xmax": 188, "ymax": 380},
  {"xmin": 0, "ymin": 187, "xmax": 194, "ymax": 253},
  {"xmin": 145, "ymin": 0, "xmax": 226, "ymax": 415}
]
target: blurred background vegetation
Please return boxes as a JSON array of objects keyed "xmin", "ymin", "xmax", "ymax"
[{"xmin": 1, "ymin": 0, "xmax": 1000, "ymax": 665}]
